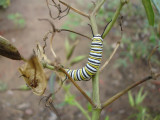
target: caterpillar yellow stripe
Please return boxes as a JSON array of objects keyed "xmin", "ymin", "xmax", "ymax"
[{"xmin": 65, "ymin": 35, "xmax": 103, "ymax": 81}]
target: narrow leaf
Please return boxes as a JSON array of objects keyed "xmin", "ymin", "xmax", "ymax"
[
  {"xmin": 152, "ymin": 0, "xmax": 160, "ymax": 15},
  {"xmin": 128, "ymin": 91, "xmax": 135, "ymax": 107},
  {"xmin": 142, "ymin": 0, "xmax": 155, "ymax": 26},
  {"xmin": 65, "ymin": 39, "xmax": 70, "ymax": 55},
  {"xmin": 49, "ymin": 72, "xmax": 56, "ymax": 93},
  {"xmin": 105, "ymin": 116, "xmax": 109, "ymax": 120},
  {"xmin": 66, "ymin": 40, "xmax": 79, "ymax": 60},
  {"xmin": 70, "ymin": 55, "xmax": 87, "ymax": 66},
  {"xmin": 12, "ymin": 85, "xmax": 31, "ymax": 91}
]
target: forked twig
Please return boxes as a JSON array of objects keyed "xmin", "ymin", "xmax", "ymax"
[
  {"xmin": 43, "ymin": 63, "xmax": 96, "ymax": 107},
  {"xmin": 102, "ymin": 75, "xmax": 154, "ymax": 109},
  {"xmin": 46, "ymin": 0, "xmax": 70, "ymax": 20},
  {"xmin": 56, "ymin": 65, "xmax": 96, "ymax": 107},
  {"xmin": 102, "ymin": 45, "xmax": 160, "ymax": 109},
  {"xmin": 39, "ymin": 18, "xmax": 92, "ymax": 40},
  {"xmin": 100, "ymin": 16, "xmax": 123, "ymax": 72},
  {"xmin": 58, "ymin": 0, "xmax": 89, "ymax": 18},
  {"xmin": 45, "ymin": 94, "xmax": 62, "ymax": 120},
  {"xmin": 39, "ymin": 18, "xmax": 57, "ymax": 58}
]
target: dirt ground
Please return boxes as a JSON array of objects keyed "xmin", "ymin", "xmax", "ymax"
[{"xmin": 0, "ymin": 0, "xmax": 160, "ymax": 120}]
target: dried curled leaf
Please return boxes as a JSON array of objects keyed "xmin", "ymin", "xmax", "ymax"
[
  {"xmin": 35, "ymin": 43, "xmax": 51, "ymax": 64},
  {"xmin": 0, "ymin": 36, "xmax": 22, "ymax": 60},
  {"xmin": 19, "ymin": 56, "xmax": 47, "ymax": 95}
]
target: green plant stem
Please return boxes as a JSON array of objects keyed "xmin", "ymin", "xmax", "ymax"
[
  {"xmin": 64, "ymin": 87, "xmax": 91, "ymax": 120},
  {"xmin": 90, "ymin": 0, "xmax": 106, "ymax": 35},
  {"xmin": 74, "ymin": 100, "xmax": 91, "ymax": 120},
  {"xmin": 89, "ymin": 0, "xmax": 111, "ymax": 120},
  {"xmin": 92, "ymin": 71, "xmax": 102, "ymax": 120},
  {"xmin": 102, "ymin": 0, "xmax": 128, "ymax": 39},
  {"xmin": 102, "ymin": 76, "xmax": 153, "ymax": 109},
  {"xmin": 92, "ymin": 71, "xmax": 101, "ymax": 107}
]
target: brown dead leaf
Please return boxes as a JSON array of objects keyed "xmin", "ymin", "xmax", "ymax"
[
  {"xmin": 19, "ymin": 55, "xmax": 47, "ymax": 96},
  {"xmin": 35, "ymin": 43, "xmax": 51, "ymax": 64}
]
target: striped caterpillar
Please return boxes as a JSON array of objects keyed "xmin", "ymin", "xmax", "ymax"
[
  {"xmin": 62, "ymin": 21, "xmax": 111, "ymax": 81},
  {"xmin": 65, "ymin": 34, "xmax": 103, "ymax": 81}
]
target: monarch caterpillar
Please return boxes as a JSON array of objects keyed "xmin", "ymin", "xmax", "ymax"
[
  {"xmin": 65, "ymin": 34, "xmax": 103, "ymax": 81},
  {"xmin": 62, "ymin": 21, "xmax": 112, "ymax": 81}
]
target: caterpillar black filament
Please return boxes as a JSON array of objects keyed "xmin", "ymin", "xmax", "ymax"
[{"xmin": 65, "ymin": 34, "xmax": 103, "ymax": 81}]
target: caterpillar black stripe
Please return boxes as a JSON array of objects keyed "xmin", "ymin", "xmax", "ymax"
[
  {"xmin": 65, "ymin": 35, "xmax": 103, "ymax": 81},
  {"xmin": 64, "ymin": 21, "xmax": 111, "ymax": 81}
]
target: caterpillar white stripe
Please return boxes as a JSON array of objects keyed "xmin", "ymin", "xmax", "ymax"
[{"xmin": 65, "ymin": 34, "xmax": 103, "ymax": 81}]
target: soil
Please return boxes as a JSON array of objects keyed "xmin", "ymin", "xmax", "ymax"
[{"xmin": 0, "ymin": 0, "xmax": 160, "ymax": 120}]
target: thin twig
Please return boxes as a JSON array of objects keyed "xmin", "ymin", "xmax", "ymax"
[
  {"xmin": 43, "ymin": 31, "xmax": 51, "ymax": 54},
  {"xmin": 45, "ymin": 94, "xmax": 62, "ymax": 120},
  {"xmin": 100, "ymin": 41, "xmax": 120, "ymax": 72},
  {"xmin": 102, "ymin": 75, "xmax": 153, "ymax": 109},
  {"xmin": 46, "ymin": 0, "xmax": 57, "ymax": 19},
  {"xmin": 58, "ymin": 0, "xmax": 89, "ymax": 18},
  {"xmin": 148, "ymin": 46, "xmax": 159, "ymax": 79},
  {"xmin": 60, "ymin": 29, "xmax": 92, "ymax": 40}
]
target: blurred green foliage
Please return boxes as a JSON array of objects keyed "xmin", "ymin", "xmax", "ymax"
[
  {"xmin": 0, "ymin": 81, "xmax": 7, "ymax": 92},
  {"xmin": 97, "ymin": 0, "xmax": 160, "ymax": 68},
  {"xmin": 128, "ymin": 88, "xmax": 160, "ymax": 120},
  {"xmin": 7, "ymin": 13, "xmax": 26, "ymax": 28},
  {"xmin": 0, "ymin": 0, "xmax": 10, "ymax": 8}
]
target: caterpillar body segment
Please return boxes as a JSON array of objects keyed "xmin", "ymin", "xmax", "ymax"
[{"xmin": 65, "ymin": 35, "xmax": 103, "ymax": 81}]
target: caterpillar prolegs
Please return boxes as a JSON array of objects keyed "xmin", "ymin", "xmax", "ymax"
[{"xmin": 65, "ymin": 34, "xmax": 103, "ymax": 81}]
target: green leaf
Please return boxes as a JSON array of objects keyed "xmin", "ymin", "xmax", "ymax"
[
  {"xmin": 17, "ymin": 85, "xmax": 31, "ymax": 91},
  {"xmin": 70, "ymin": 55, "xmax": 87, "ymax": 66},
  {"xmin": 142, "ymin": 0, "xmax": 155, "ymax": 26},
  {"xmin": 0, "ymin": 81, "xmax": 7, "ymax": 92},
  {"xmin": 128, "ymin": 91, "xmax": 135, "ymax": 107},
  {"xmin": 49, "ymin": 72, "xmax": 56, "ymax": 93},
  {"xmin": 87, "ymin": 103, "xmax": 92, "ymax": 112},
  {"xmin": 114, "ymin": 59, "xmax": 128, "ymax": 68},
  {"xmin": 63, "ymin": 84, "xmax": 71, "ymax": 91},
  {"xmin": 135, "ymin": 87, "xmax": 147, "ymax": 105},
  {"xmin": 152, "ymin": 0, "xmax": 160, "ymax": 15},
  {"xmin": 7, "ymin": 13, "xmax": 26, "ymax": 28},
  {"xmin": 105, "ymin": 116, "xmax": 110, "ymax": 120},
  {"xmin": 66, "ymin": 40, "xmax": 79, "ymax": 60},
  {"xmin": 64, "ymin": 94, "xmax": 76, "ymax": 105},
  {"xmin": 65, "ymin": 39, "xmax": 70, "ymax": 55},
  {"xmin": 69, "ymin": 33, "xmax": 77, "ymax": 41}
]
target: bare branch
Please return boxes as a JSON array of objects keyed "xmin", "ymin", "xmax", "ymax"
[
  {"xmin": 46, "ymin": 0, "xmax": 70, "ymax": 20},
  {"xmin": 102, "ymin": 75, "xmax": 153, "ymax": 109},
  {"xmin": 58, "ymin": 0, "xmax": 89, "ymax": 18}
]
